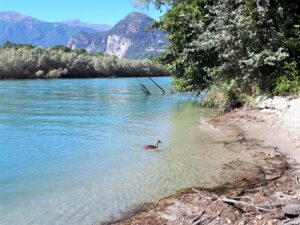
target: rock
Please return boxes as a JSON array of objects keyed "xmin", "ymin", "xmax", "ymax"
[
  {"xmin": 268, "ymin": 220, "xmax": 274, "ymax": 225},
  {"xmin": 283, "ymin": 204, "xmax": 300, "ymax": 216},
  {"xmin": 106, "ymin": 35, "xmax": 132, "ymax": 58},
  {"xmin": 256, "ymin": 215, "xmax": 263, "ymax": 220},
  {"xmin": 226, "ymin": 218, "xmax": 232, "ymax": 224},
  {"xmin": 279, "ymin": 217, "xmax": 300, "ymax": 225}
]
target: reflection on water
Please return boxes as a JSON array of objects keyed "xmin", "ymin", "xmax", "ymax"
[{"xmin": 0, "ymin": 78, "xmax": 241, "ymax": 225}]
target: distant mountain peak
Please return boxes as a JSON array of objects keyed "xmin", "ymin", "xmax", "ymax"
[
  {"xmin": 127, "ymin": 12, "xmax": 151, "ymax": 17},
  {"xmin": 0, "ymin": 11, "xmax": 99, "ymax": 47},
  {"xmin": 60, "ymin": 19, "xmax": 112, "ymax": 31},
  {"xmin": 123, "ymin": 12, "xmax": 154, "ymax": 22},
  {"xmin": 61, "ymin": 19, "xmax": 82, "ymax": 23},
  {"xmin": 68, "ymin": 12, "xmax": 167, "ymax": 59},
  {"xmin": 0, "ymin": 11, "xmax": 36, "ymax": 22}
]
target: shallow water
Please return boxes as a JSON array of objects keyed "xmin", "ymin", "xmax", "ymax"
[{"xmin": 1, "ymin": 77, "xmax": 240, "ymax": 225}]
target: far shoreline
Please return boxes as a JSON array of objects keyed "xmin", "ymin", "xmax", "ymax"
[{"xmin": 0, "ymin": 75, "xmax": 170, "ymax": 81}]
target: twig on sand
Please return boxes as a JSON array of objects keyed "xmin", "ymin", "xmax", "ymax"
[
  {"xmin": 192, "ymin": 188, "xmax": 202, "ymax": 196},
  {"xmin": 232, "ymin": 196, "xmax": 254, "ymax": 205},
  {"xmin": 190, "ymin": 210, "xmax": 205, "ymax": 225},
  {"xmin": 204, "ymin": 216, "xmax": 217, "ymax": 225},
  {"xmin": 218, "ymin": 196, "xmax": 278, "ymax": 212}
]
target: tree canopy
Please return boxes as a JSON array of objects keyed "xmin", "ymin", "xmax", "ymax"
[{"xmin": 137, "ymin": 0, "xmax": 300, "ymax": 98}]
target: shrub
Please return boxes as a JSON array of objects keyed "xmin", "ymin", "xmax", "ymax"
[
  {"xmin": 273, "ymin": 61, "xmax": 300, "ymax": 96},
  {"xmin": 46, "ymin": 68, "xmax": 68, "ymax": 78},
  {"xmin": 201, "ymin": 80, "xmax": 260, "ymax": 112},
  {"xmin": 35, "ymin": 70, "xmax": 45, "ymax": 78}
]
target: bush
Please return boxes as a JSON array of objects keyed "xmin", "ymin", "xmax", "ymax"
[
  {"xmin": 273, "ymin": 61, "xmax": 300, "ymax": 96},
  {"xmin": 201, "ymin": 81, "xmax": 260, "ymax": 112},
  {"xmin": 46, "ymin": 68, "xmax": 68, "ymax": 78}
]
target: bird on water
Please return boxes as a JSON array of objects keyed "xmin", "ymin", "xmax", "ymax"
[{"xmin": 144, "ymin": 140, "xmax": 162, "ymax": 150}]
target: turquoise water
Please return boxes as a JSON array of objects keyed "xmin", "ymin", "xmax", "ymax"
[{"xmin": 0, "ymin": 78, "xmax": 237, "ymax": 225}]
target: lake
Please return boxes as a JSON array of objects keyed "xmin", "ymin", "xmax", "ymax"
[{"xmin": 0, "ymin": 77, "xmax": 241, "ymax": 225}]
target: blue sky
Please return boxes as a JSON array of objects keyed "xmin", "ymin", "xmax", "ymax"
[{"xmin": 0, "ymin": 0, "xmax": 164, "ymax": 25}]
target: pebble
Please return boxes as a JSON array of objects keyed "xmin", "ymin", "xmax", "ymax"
[
  {"xmin": 256, "ymin": 215, "xmax": 263, "ymax": 220},
  {"xmin": 283, "ymin": 203, "xmax": 300, "ymax": 216}
]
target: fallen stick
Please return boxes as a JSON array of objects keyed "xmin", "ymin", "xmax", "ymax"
[
  {"xmin": 232, "ymin": 196, "xmax": 254, "ymax": 205},
  {"xmin": 204, "ymin": 216, "xmax": 217, "ymax": 225},
  {"xmin": 218, "ymin": 196, "xmax": 276, "ymax": 212},
  {"xmin": 140, "ymin": 83, "xmax": 151, "ymax": 95},
  {"xmin": 148, "ymin": 77, "xmax": 165, "ymax": 94},
  {"xmin": 191, "ymin": 210, "xmax": 205, "ymax": 225}
]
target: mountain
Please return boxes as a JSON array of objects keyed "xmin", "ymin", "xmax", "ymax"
[
  {"xmin": 0, "ymin": 11, "xmax": 108, "ymax": 47},
  {"xmin": 60, "ymin": 19, "xmax": 111, "ymax": 31},
  {"xmin": 68, "ymin": 12, "xmax": 167, "ymax": 59}
]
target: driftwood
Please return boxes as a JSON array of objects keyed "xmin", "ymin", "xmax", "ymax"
[
  {"xmin": 280, "ymin": 217, "xmax": 300, "ymax": 225},
  {"xmin": 190, "ymin": 210, "xmax": 205, "ymax": 225},
  {"xmin": 139, "ymin": 83, "xmax": 151, "ymax": 95},
  {"xmin": 218, "ymin": 196, "xmax": 279, "ymax": 212},
  {"xmin": 148, "ymin": 77, "xmax": 165, "ymax": 94},
  {"xmin": 136, "ymin": 78, "xmax": 151, "ymax": 95}
]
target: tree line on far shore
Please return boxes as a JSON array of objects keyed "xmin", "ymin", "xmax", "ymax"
[{"xmin": 0, "ymin": 42, "xmax": 169, "ymax": 79}]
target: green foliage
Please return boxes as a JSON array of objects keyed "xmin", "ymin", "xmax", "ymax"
[
  {"xmin": 201, "ymin": 81, "xmax": 260, "ymax": 112},
  {"xmin": 273, "ymin": 61, "xmax": 300, "ymax": 95},
  {"xmin": 0, "ymin": 43, "xmax": 169, "ymax": 79},
  {"xmin": 51, "ymin": 45, "xmax": 71, "ymax": 52},
  {"xmin": 134, "ymin": 0, "xmax": 187, "ymax": 9},
  {"xmin": 201, "ymin": 85, "xmax": 232, "ymax": 112},
  {"xmin": 153, "ymin": 1, "xmax": 215, "ymax": 91},
  {"xmin": 140, "ymin": 0, "xmax": 300, "ymax": 108}
]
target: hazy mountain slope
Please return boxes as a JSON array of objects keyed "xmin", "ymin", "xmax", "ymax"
[
  {"xmin": 68, "ymin": 12, "xmax": 167, "ymax": 59},
  {"xmin": 60, "ymin": 19, "xmax": 111, "ymax": 31},
  {"xmin": 0, "ymin": 11, "xmax": 100, "ymax": 47}
]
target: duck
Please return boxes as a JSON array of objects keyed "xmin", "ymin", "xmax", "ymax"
[{"xmin": 144, "ymin": 140, "xmax": 162, "ymax": 150}]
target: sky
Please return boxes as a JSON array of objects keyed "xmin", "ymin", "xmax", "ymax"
[{"xmin": 0, "ymin": 0, "xmax": 164, "ymax": 25}]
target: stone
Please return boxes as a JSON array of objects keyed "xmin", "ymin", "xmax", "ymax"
[
  {"xmin": 283, "ymin": 204, "xmax": 300, "ymax": 216},
  {"xmin": 256, "ymin": 215, "xmax": 263, "ymax": 220}
]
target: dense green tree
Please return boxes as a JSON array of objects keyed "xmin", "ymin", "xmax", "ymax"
[
  {"xmin": 137, "ymin": 0, "xmax": 300, "ymax": 97},
  {"xmin": 135, "ymin": 0, "xmax": 187, "ymax": 9}
]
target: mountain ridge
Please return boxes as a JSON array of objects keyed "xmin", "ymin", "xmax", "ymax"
[
  {"xmin": 0, "ymin": 11, "xmax": 110, "ymax": 47},
  {"xmin": 0, "ymin": 11, "xmax": 167, "ymax": 59},
  {"xmin": 68, "ymin": 12, "xmax": 167, "ymax": 59},
  {"xmin": 60, "ymin": 19, "xmax": 111, "ymax": 31}
]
